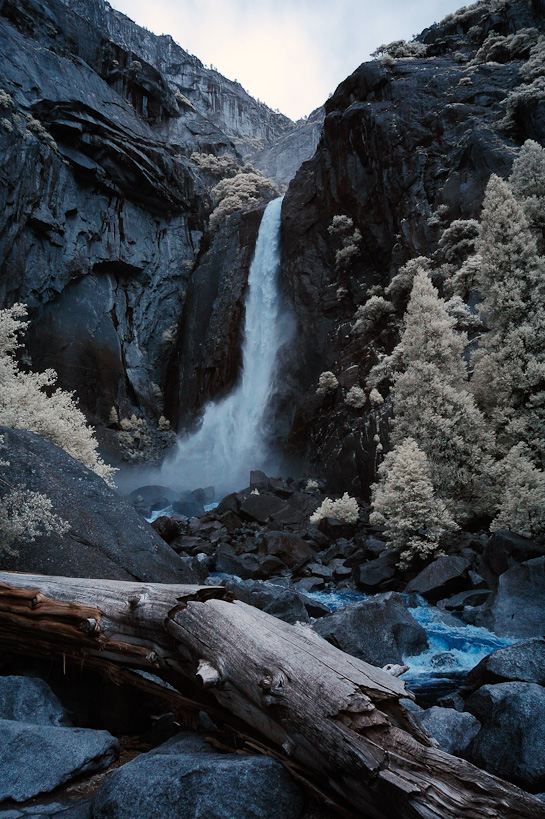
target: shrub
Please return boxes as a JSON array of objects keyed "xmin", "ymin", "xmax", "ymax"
[
  {"xmin": 0, "ymin": 304, "xmax": 115, "ymax": 484},
  {"xmin": 0, "ymin": 484, "xmax": 69, "ymax": 556},
  {"xmin": 310, "ymin": 493, "xmax": 359, "ymax": 526},
  {"xmin": 352, "ymin": 296, "xmax": 394, "ymax": 337},
  {"xmin": 316, "ymin": 371, "xmax": 339, "ymax": 395},
  {"xmin": 345, "ymin": 386, "xmax": 366, "ymax": 409},
  {"xmin": 209, "ymin": 168, "xmax": 278, "ymax": 231},
  {"xmin": 190, "ymin": 152, "xmax": 238, "ymax": 177}
]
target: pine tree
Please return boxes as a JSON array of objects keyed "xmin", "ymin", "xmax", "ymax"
[
  {"xmin": 472, "ymin": 175, "xmax": 545, "ymax": 463},
  {"xmin": 491, "ymin": 444, "xmax": 545, "ymax": 539},
  {"xmin": 370, "ymin": 438, "xmax": 458, "ymax": 567},
  {"xmin": 390, "ymin": 270, "xmax": 494, "ymax": 518},
  {"xmin": 509, "ymin": 139, "xmax": 545, "ymax": 239}
]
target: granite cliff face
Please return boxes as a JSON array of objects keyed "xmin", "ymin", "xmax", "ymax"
[
  {"xmin": 0, "ymin": 0, "xmax": 317, "ymax": 459},
  {"xmin": 279, "ymin": 0, "xmax": 545, "ymax": 495}
]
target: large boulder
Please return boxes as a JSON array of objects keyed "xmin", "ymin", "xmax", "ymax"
[
  {"xmin": 224, "ymin": 578, "xmax": 310, "ymax": 624},
  {"xmin": 480, "ymin": 530, "xmax": 545, "ymax": 582},
  {"xmin": 465, "ymin": 682, "xmax": 545, "ymax": 790},
  {"xmin": 0, "ymin": 427, "xmax": 195, "ymax": 582},
  {"xmin": 258, "ymin": 531, "xmax": 316, "ymax": 571},
  {"xmin": 464, "ymin": 639, "xmax": 545, "ymax": 691},
  {"xmin": 0, "ymin": 676, "xmax": 69, "ymax": 726},
  {"xmin": 0, "ymin": 719, "xmax": 119, "ymax": 802},
  {"xmin": 93, "ymin": 731, "xmax": 304, "ymax": 819},
  {"xmin": 474, "ymin": 557, "xmax": 545, "ymax": 638},
  {"xmin": 313, "ymin": 592, "xmax": 428, "ymax": 666},
  {"xmin": 418, "ymin": 707, "xmax": 480, "ymax": 758},
  {"xmin": 405, "ymin": 554, "xmax": 473, "ymax": 602}
]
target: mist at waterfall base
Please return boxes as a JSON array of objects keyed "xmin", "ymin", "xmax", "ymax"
[{"xmin": 157, "ymin": 197, "xmax": 295, "ymax": 499}]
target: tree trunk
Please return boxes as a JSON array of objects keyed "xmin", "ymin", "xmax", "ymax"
[{"xmin": 0, "ymin": 571, "xmax": 543, "ymax": 819}]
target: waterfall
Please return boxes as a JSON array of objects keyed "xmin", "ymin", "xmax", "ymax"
[{"xmin": 160, "ymin": 197, "xmax": 291, "ymax": 497}]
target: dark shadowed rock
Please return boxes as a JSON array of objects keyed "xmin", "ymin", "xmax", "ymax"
[
  {"xmin": 418, "ymin": 707, "xmax": 480, "ymax": 757},
  {"xmin": 438, "ymin": 589, "xmax": 492, "ymax": 611},
  {"xmin": 313, "ymin": 592, "xmax": 428, "ymax": 666},
  {"xmin": 405, "ymin": 554, "xmax": 473, "ymax": 602},
  {"xmin": 0, "ymin": 427, "xmax": 197, "ymax": 582},
  {"xmin": 354, "ymin": 553, "xmax": 397, "ymax": 591},
  {"xmin": 464, "ymin": 639, "xmax": 545, "ymax": 691},
  {"xmin": 0, "ymin": 719, "xmax": 119, "ymax": 801},
  {"xmin": 225, "ymin": 579, "xmax": 309, "ymax": 624},
  {"xmin": 318, "ymin": 518, "xmax": 357, "ymax": 540},
  {"xmin": 474, "ymin": 556, "xmax": 545, "ymax": 638},
  {"xmin": 259, "ymin": 531, "xmax": 316, "ymax": 570},
  {"xmin": 0, "ymin": 798, "xmax": 93, "ymax": 819},
  {"xmin": 171, "ymin": 499, "xmax": 205, "ymax": 517},
  {"xmin": 93, "ymin": 732, "xmax": 304, "ymax": 819},
  {"xmin": 239, "ymin": 493, "xmax": 288, "ymax": 524},
  {"xmin": 0, "ymin": 677, "xmax": 70, "ymax": 726},
  {"xmin": 482, "ymin": 530, "xmax": 545, "ymax": 580},
  {"xmin": 465, "ymin": 682, "xmax": 545, "ymax": 790}
]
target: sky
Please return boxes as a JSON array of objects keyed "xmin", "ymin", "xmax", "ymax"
[{"xmin": 108, "ymin": 0, "xmax": 467, "ymax": 121}]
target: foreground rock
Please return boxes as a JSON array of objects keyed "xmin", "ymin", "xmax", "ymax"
[
  {"xmin": 464, "ymin": 639, "xmax": 545, "ymax": 692},
  {"xmin": 0, "ymin": 427, "xmax": 194, "ymax": 582},
  {"xmin": 474, "ymin": 557, "xmax": 545, "ymax": 638},
  {"xmin": 418, "ymin": 707, "xmax": 480, "ymax": 758},
  {"xmin": 313, "ymin": 592, "xmax": 428, "ymax": 666},
  {"xmin": 93, "ymin": 732, "xmax": 304, "ymax": 819},
  {"xmin": 465, "ymin": 682, "xmax": 545, "ymax": 791},
  {"xmin": 0, "ymin": 676, "xmax": 69, "ymax": 727},
  {"xmin": 0, "ymin": 719, "xmax": 119, "ymax": 802}
]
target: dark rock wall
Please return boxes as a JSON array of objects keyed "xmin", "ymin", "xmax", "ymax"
[
  {"xmin": 279, "ymin": 0, "xmax": 545, "ymax": 495},
  {"xmin": 0, "ymin": 0, "xmax": 319, "ymax": 441}
]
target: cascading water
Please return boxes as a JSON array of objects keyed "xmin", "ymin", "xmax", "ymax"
[{"xmin": 160, "ymin": 197, "xmax": 291, "ymax": 497}]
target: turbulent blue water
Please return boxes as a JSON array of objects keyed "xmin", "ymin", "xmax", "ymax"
[{"xmin": 306, "ymin": 588, "xmax": 513, "ymax": 704}]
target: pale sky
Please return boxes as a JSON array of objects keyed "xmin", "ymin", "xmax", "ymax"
[{"xmin": 108, "ymin": 0, "xmax": 467, "ymax": 120}]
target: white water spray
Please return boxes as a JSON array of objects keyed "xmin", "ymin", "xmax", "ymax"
[{"xmin": 160, "ymin": 197, "xmax": 291, "ymax": 496}]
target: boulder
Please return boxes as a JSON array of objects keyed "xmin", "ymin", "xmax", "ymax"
[
  {"xmin": 0, "ymin": 677, "xmax": 69, "ymax": 727},
  {"xmin": 127, "ymin": 485, "xmax": 178, "ymax": 518},
  {"xmin": 224, "ymin": 579, "xmax": 310, "ymax": 624},
  {"xmin": 93, "ymin": 732, "xmax": 304, "ymax": 819},
  {"xmin": 438, "ymin": 589, "xmax": 491, "ymax": 611},
  {"xmin": 259, "ymin": 531, "xmax": 315, "ymax": 570},
  {"xmin": 354, "ymin": 554, "xmax": 397, "ymax": 591},
  {"xmin": 318, "ymin": 518, "xmax": 357, "ymax": 540},
  {"xmin": 464, "ymin": 639, "xmax": 545, "ymax": 691},
  {"xmin": 0, "ymin": 719, "xmax": 118, "ymax": 802},
  {"xmin": 481, "ymin": 530, "xmax": 545, "ymax": 580},
  {"xmin": 405, "ymin": 554, "xmax": 473, "ymax": 602},
  {"xmin": 0, "ymin": 427, "xmax": 197, "ymax": 583},
  {"xmin": 418, "ymin": 707, "xmax": 480, "ymax": 757},
  {"xmin": 172, "ymin": 499, "xmax": 205, "ymax": 517},
  {"xmin": 475, "ymin": 556, "xmax": 545, "ymax": 638},
  {"xmin": 313, "ymin": 592, "xmax": 428, "ymax": 666},
  {"xmin": 239, "ymin": 493, "xmax": 288, "ymax": 524},
  {"xmin": 465, "ymin": 682, "xmax": 545, "ymax": 790},
  {"xmin": 0, "ymin": 799, "xmax": 93, "ymax": 818}
]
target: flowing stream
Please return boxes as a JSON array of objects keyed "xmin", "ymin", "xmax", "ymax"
[{"xmin": 161, "ymin": 197, "xmax": 290, "ymax": 496}]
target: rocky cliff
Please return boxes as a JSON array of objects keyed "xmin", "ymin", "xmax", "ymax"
[
  {"xmin": 279, "ymin": 0, "xmax": 545, "ymax": 496},
  {"xmin": 0, "ymin": 0, "xmax": 319, "ymax": 463}
]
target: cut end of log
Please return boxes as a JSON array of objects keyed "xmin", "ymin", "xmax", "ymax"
[{"xmin": 196, "ymin": 659, "xmax": 221, "ymax": 688}]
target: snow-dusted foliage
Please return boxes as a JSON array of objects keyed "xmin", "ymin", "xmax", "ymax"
[
  {"xmin": 509, "ymin": 139, "xmax": 545, "ymax": 237},
  {"xmin": 328, "ymin": 215, "xmax": 361, "ymax": 271},
  {"xmin": 0, "ymin": 485, "xmax": 69, "ymax": 555},
  {"xmin": 190, "ymin": 152, "xmax": 238, "ymax": 177},
  {"xmin": 0, "ymin": 304, "xmax": 115, "ymax": 483},
  {"xmin": 316, "ymin": 371, "xmax": 339, "ymax": 395},
  {"xmin": 352, "ymin": 296, "xmax": 394, "ymax": 337},
  {"xmin": 310, "ymin": 493, "xmax": 359, "ymax": 526},
  {"xmin": 209, "ymin": 167, "xmax": 278, "ymax": 231},
  {"xmin": 345, "ymin": 386, "xmax": 366, "ymax": 409},
  {"xmin": 386, "ymin": 257, "xmax": 431, "ymax": 305},
  {"xmin": 472, "ymin": 174, "xmax": 545, "ymax": 461},
  {"xmin": 390, "ymin": 271, "xmax": 494, "ymax": 518},
  {"xmin": 370, "ymin": 438, "xmax": 458, "ymax": 567},
  {"xmin": 491, "ymin": 444, "xmax": 545, "ymax": 539}
]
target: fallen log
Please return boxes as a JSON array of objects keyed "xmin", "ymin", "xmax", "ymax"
[{"xmin": 0, "ymin": 572, "xmax": 543, "ymax": 819}]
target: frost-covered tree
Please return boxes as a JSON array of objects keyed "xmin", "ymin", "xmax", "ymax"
[
  {"xmin": 509, "ymin": 139, "xmax": 545, "ymax": 239},
  {"xmin": 390, "ymin": 270, "xmax": 494, "ymax": 518},
  {"xmin": 0, "ymin": 304, "xmax": 115, "ymax": 483},
  {"xmin": 472, "ymin": 175, "xmax": 545, "ymax": 462},
  {"xmin": 209, "ymin": 167, "xmax": 278, "ymax": 231},
  {"xmin": 370, "ymin": 438, "xmax": 458, "ymax": 567},
  {"xmin": 310, "ymin": 493, "xmax": 359, "ymax": 526},
  {"xmin": 491, "ymin": 444, "xmax": 545, "ymax": 539}
]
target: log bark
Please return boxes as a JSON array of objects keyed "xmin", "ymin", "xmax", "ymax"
[{"xmin": 0, "ymin": 571, "xmax": 543, "ymax": 819}]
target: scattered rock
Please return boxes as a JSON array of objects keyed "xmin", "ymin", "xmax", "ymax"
[
  {"xmin": 93, "ymin": 733, "xmax": 304, "ymax": 819},
  {"xmin": 405, "ymin": 554, "xmax": 473, "ymax": 602},
  {"xmin": 0, "ymin": 677, "xmax": 70, "ymax": 727},
  {"xmin": 239, "ymin": 494, "xmax": 288, "ymax": 524},
  {"xmin": 313, "ymin": 592, "xmax": 428, "ymax": 666},
  {"xmin": 465, "ymin": 682, "xmax": 545, "ymax": 790},
  {"xmin": 258, "ymin": 531, "xmax": 315, "ymax": 570},
  {"xmin": 464, "ymin": 639, "xmax": 545, "ymax": 691},
  {"xmin": 474, "ymin": 556, "xmax": 545, "ymax": 638},
  {"xmin": 0, "ymin": 720, "xmax": 118, "ymax": 802},
  {"xmin": 418, "ymin": 707, "xmax": 480, "ymax": 757},
  {"xmin": 354, "ymin": 554, "xmax": 397, "ymax": 591},
  {"xmin": 438, "ymin": 589, "xmax": 491, "ymax": 611}
]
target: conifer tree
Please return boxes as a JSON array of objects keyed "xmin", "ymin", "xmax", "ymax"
[
  {"xmin": 370, "ymin": 438, "xmax": 458, "ymax": 567},
  {"xmin": 472, "ymin": 175, "xmax": 545, "ymax": 463},
  {"xmin": 390, "ymin": 270, "xmax": 494, "ymax": 518}
]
